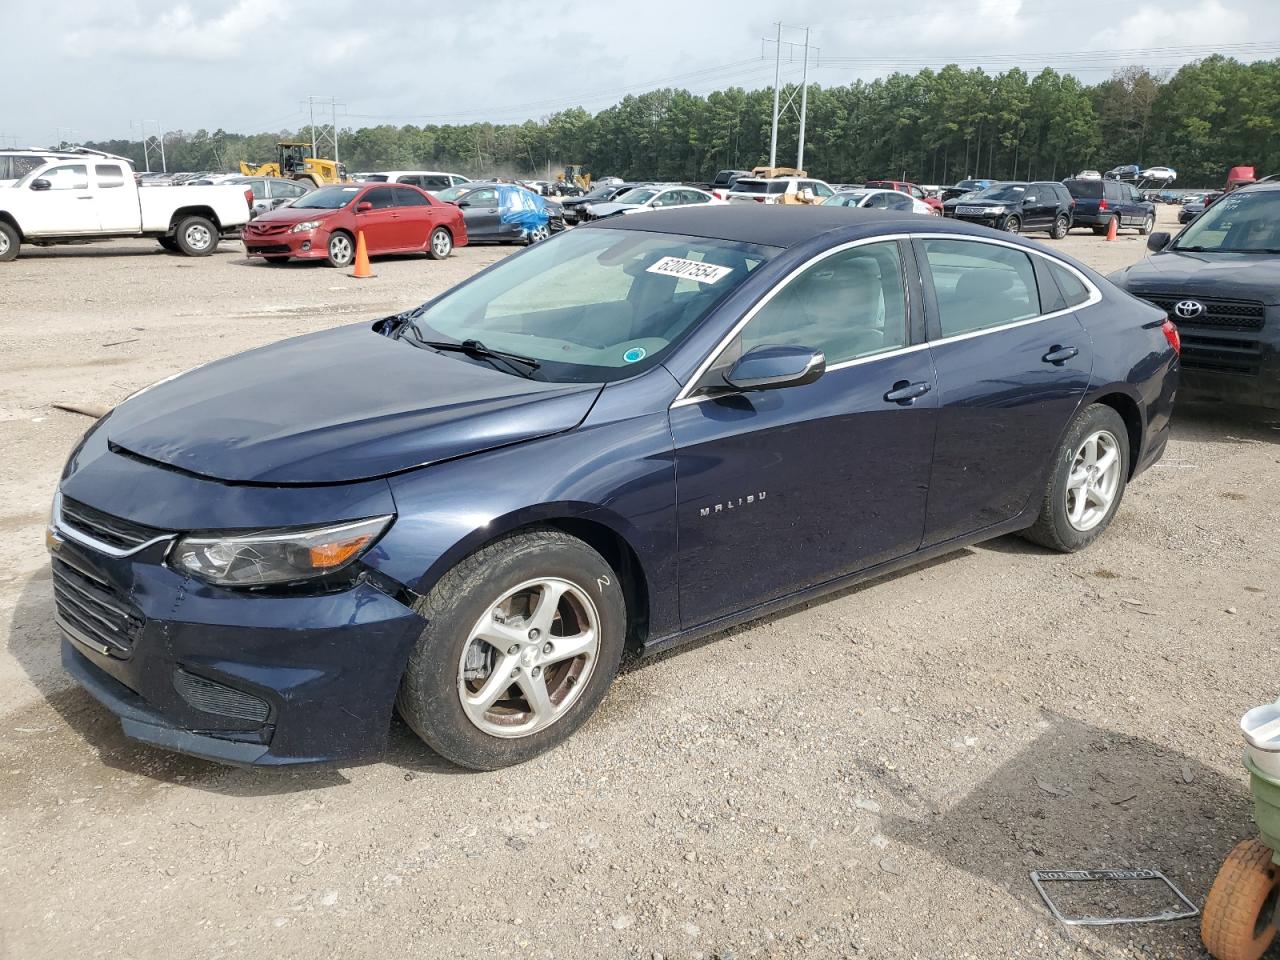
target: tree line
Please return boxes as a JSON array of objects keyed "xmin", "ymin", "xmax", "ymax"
[{"xmin": 77, "ymin": 55, "xmax": 1279, "ymax": 189}]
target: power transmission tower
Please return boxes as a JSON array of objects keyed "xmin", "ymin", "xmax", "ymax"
[
  {"xmin": 761, "ymin": 25, "xmax": 818, "ymax": 171},
  {"xmin": 132, "ymin": 120, "xmax": 167, "ymax": 172},
  {"xmin": 53, "ymin": 127, "xmax": 80, "ymax": 148},
  {"xmin": 303, "ymin": 96, "xmax": 345, "ymax": 163}
]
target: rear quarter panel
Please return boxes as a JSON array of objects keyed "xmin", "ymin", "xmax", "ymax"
[{"xmin": 138, "ymin": 184, "xmax": 251, "ymax": 232}]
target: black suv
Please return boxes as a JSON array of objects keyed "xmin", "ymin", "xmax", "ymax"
[
  {"xmin": 1111, "ymin": 183, "xmax": 1280, "ymax": 409},
  {"xmin": 1064, "ymin": 178, "xmax": 1156, "ymax": 235},
  {"xmin": 949, "ymin": 181, "xmax": 1075, "ymax": 238}
]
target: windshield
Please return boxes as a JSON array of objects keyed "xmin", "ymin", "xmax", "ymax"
[
  {"xmin": 618, "ymin": 188, "xmax": 657, "ymax": 205},
  {"xmin": 404, "ymin": 228, "xmax": 778, "ymax": 383},
  {"xmin": 732, "ymin": 180, "xmax": 786, "ymax": 195},
  {"xmin": 1174, "ymin": 189, "xmax": 1280, "ymax": 253},
  {"xmin": 976, "ymin": 183, "xmax": 1025, "ymax": 201},
  {"xmin": 955, "ymin": 180, "xmax": 982, "ymax": 190},
  {"xmin": 292, "ymin": 186, "xmax": 361, "ymax": 209},
  {"xmin": 824, "ymin": 192, "xmax": 867, "ymax": 206},
  {"xmin": 363, "ymin": 174, "xmax": 390, "ymax": 182},
  {"xmin": 436, "ymin": 184, "xmax": 478, "ymax": 203}
]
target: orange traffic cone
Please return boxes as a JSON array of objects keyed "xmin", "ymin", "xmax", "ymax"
[
  {"xmin": 1105, "ymin": 216, "xmax": 1118, "ymax": 242},
  {"xmin": 350, "ymin": 230, "xmax": 374, "ymax": 278}
]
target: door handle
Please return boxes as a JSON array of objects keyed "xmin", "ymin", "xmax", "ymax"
[
  {"xmin": 77, "ymin": 195, "xmax": 94, "ymax": 200},
  {"xmin": 1042, "ymin": 345, "xmax": 1079, "ymax": 365},
  {"xmin": 884, "ymin": 380, "xmax": 932, "ymax": 404}
]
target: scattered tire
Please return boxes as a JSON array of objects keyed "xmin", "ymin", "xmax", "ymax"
[
  {"xmin": 396, "ymin": 528, "xmax": 626, "ymax": 770},
  {"xmin": 326, "ymin": 231, "xmax": 354, "ymax": 268},
  {"xmin": 427, "ymin": 226, "xmax": 453, "ymax": 260},
  {"xmin": 1139, "ymin": 213, "xmax": 1155, "ymax": 236},
  {"xmin": 174, "ymin": 216, "xmax": 218, "ymax": 256},
  {"xmin": 1003, "ymin": 215, "xmax": 1021, "ymax": 234},
  {"xmin": 0, "ymin": 221, "xmax": 20, "ymax": 262},
  {"xmin": 1049, "ymin": 214, "xmax": 1070, "ymax": 240},
  {"xmin": 1022, "ymin": 403, "xmax": 1130, "ymax": 552},
  {"xmin": 1201, "ymin": 839, "xmax": 1279, "ymax": 960}
]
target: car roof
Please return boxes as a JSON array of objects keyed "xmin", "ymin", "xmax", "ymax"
[{"xmin": 588, "ymin": 204, "xmax": 987, "ymax": 248}]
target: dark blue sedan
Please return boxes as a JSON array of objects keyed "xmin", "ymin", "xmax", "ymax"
[{"xmin": 48, "ymin": 206, "xmax": 1179, "ymax": 769}]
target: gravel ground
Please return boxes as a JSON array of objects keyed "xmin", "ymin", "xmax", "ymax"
[{"xmin": 2, "ymin": 209, "xmax": 1278, "ymax": 960}]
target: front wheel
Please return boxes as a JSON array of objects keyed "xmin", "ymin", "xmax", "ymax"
[
  {"xmin": 1201, "ymin": 838, "xmax": 1279, "ymax": 960},
  {"xmin": 396, "ymin": 529, "xmax": 626, "ymax": 770},
  {"xmin": 1003, "ymin": 215, "xmax": 1021, "ymax": 234},
  {"xmin": 526, "ymin": 223, "xmax": 551, "ymax": 245},
  {"xmin": 427, "ymin": 226, "xmax": 453, "ymax": 260},
  {"xmin": 174, "ymin": 216, "xmax": 218, "ymax": 256},
  {"xmin": 1049, "ymin": 214, "xmax": 1070, "ymax": 240},
  {"xmin": 326, "ymin": 231, "xmax": 354, "ymax": 268},
  {"xmin": 1139, "ymin": 213, "xmax": 1155, "ymax": 236},
  {"xmin": 1021, "ymin": 404, "xmax": 1130, "ymax": 552}
]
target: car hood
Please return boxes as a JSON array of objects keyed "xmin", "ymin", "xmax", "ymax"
[
  {"xmin": 106, "ymin": 324, "xmax": 603, "ymax": 484},
  {"xmin": 586, "ymin": 202, "xmax": 641, "ymax": 217},
  {"xmin": 953, "ymin": 198, "xmax": 1013, "ymax": 208},
  {"xmin": 1113, "ymin": 252, "xmax": 1280, "ymax": 305}
]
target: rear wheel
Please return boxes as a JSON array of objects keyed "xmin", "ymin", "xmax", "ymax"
[
  {"xmin": 1003, "ymin": 215, "xmax": 1021, "ymax": 234},
  {"xmin": 326, "ymin": 231, "xmax": 354, "ymax": 268},
  {"xmin": 396, "ymin": 529, "xmax": 626, "ymax": 770},
  {"xmin": 0, "ymin": 221, "xmax": 17, "ymax": 262},
  {"xmin": 1139, "ymin": 213, "xmax": 1155, "ymax": 236},
  {"xmin": 1049, "ymin": 214, "xmax": 1070, "ymax": 239},
  {"xmin": 1022, "ymin": 403, "xmax": 1129, "ymax": 552},
  {"xmin": 174, "ymin": 216, "xmax": 218, "ymax": 256},
  {"xmin": 427, "ymin": 226, "xmax": 453, "ymax": 260},
  {"xmin": 1202, "ymin": 839, "xmax": 1279, "ymax": 960}
]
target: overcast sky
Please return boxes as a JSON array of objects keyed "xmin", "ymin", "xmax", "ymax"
[{"xmin": 4, "ymin": 0, "xmax": 1279, "ymax": 145}]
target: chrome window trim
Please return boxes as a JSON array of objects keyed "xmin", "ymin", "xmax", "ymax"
[
  {"xmin": 670, "ymin": 231, "xmax": 1102, "ymax": 410},
  {"xmin": 50, "ymin": 489, "xmax": 174, "ymax": 559}
]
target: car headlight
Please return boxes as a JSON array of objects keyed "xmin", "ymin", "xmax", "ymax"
[
  {"xmin": 291, "ymin": 220, "xmax": 324, "ymax": 233},
  {"xmin": 986, "ymin": 206, "xmax": 1006, "ymax": 215},
  {"xmin": 170, "ymin": 516, "xmax": 392, "ymax": 587}
]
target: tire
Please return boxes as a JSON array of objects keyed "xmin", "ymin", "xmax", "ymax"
[
  {"xmin": 1049, "ymin": 214, "xmax": 1070, "ymax": 240},
  {"xmin": 395, "ymin": 529, "xmax": 627, "ymax": 770},
  {"xmin": 427, "ymin": 226, "xmax": 453, "ymax": 260},
  {"xmin": 1021, "ymin": 403, "xmax": 1130, "ymax": 552},
  {"xmin": 0, "ymin": 221, "xmax": 17, "ymax": 262},
  {"xmin": 526, "ymin": 223, "xmax": 551, "ymax": 245},
  {"xmin": 174, "ymin": 216, "xmax": 218, "ymax": 256},
  {"xmin": 326, "ymin": 231, "xmax": 354, "ymax": 268},
  {"xmin": 1201, "ymin": 839, "xmax": 1279, "ymax": 960},
  {"xmin": 157, "ymin": 236, "xmax": 179, "ymax": 253},
  {"xmin": 1139, "ymin": 213, "xmax": 1155, "ymax": 236},
  {"xmin": 1003, "ymin": 215, "xmax": 1021, "ymax": 234},
  {"xmin": 263, "ymin": 256, "xmax": 290, "ymax": 265}
]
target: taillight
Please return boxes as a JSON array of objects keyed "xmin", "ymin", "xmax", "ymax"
[
  {"xmin": 1162, "ymin": 317, "xmax": 1181, "ymax": 355},
  {"xmin": 1098, "ymin": 198, "xmax": 1108, "ymax": 211},
  {"xmin": 245, "ymin": 188, "xmax": 254, "ymax": 209}
]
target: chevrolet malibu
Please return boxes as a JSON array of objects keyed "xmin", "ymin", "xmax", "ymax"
[
  {"xmin": 242, "ymin": 182, "xmax": 466, "ymax": 267},
  {"xmin": 49, "ymin": 206, "xmax": 1178, "ymax": 770}
]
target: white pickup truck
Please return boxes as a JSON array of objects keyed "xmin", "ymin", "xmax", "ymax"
[{"xmin": 0, "ymin": 150, "xmax": 253, "ymax": 262}]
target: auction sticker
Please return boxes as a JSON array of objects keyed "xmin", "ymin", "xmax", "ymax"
[
  {"xmin": 623, "ymin": 346, "xmax": 647, "ymax": 363},
  {"xmin": 646, "ymin": 256, "xmax": 732, "ymax": 284}
]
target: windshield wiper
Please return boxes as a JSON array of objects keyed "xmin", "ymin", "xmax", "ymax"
[{"xmin": 404, "ymin": 328, "xmax": 541, "ymax": 379}]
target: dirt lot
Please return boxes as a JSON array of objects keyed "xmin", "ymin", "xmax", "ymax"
[{"xmin": 2, "ymin": 209, "xmax": 1278, "ymax": 960}]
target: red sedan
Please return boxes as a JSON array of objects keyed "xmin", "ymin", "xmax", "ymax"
[{"xmin": 242, "ymin": 182, "xmax": 468, "ymax": 267}]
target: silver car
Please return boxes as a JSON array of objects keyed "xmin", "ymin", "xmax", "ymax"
[{"xmin": 224, "ymin": 176, "xmax": 314, "ymax": 218}]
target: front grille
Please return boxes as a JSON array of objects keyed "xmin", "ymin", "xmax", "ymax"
[
  {"xmin": 60, "ymin": 496, "xmax": 164, "ymax": 552},
  {"xmin": 246, "ymin": 223, "xmax": 291, "ymax": 236},
  {"xmin": 173, "ymin": 668, "xmax": 271, "ymax": 724},
  {"xmin": 52, "ymin": 558, "xmax": 144, "ymax": 657},
  {"xmin": 1180, "ymin": 333, "xmax": 1263, "ymax": 376},
  {"xmin": 1140, "ymin": 294, "xmax": 1266, "ymax": 332}
]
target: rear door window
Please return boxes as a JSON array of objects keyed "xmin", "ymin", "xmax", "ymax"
[
  {"xmin": 365, "ymin": 186, "xmax": 398, "ymax": 209},
  {"xmin": 394, "ymin": 186, "xmax": 430, "ymax": 206},
  {"xmin": 94, "ymin": 164, "xmax": 126, "ymax": 188},
  {"xmin": 923, "ymin": 239, "xmax": 1042, "ymax": 336}
]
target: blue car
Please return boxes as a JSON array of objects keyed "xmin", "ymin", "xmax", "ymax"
[{"xmin": 48, "ymin": 206, "xmax": 1179, "ymax": 769}]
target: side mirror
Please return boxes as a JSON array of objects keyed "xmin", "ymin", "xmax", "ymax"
[
  {"xmin": 1147, "ymin": 231, "xmax": 1171, "ymax": 252},
  {"xmin": 30, "ymin": 178, "xmax": 51, "ymax": 191},
  {"xmin": 723, "ymin": 344, "xmax": 825, "ymax": 392},
  {"xmin": 356, "ymin": 201, "xmax": 373, "ymax": 213},
  {"xmin": 456, "ymin": 200, "xmax": 471, "ymax": 209}
]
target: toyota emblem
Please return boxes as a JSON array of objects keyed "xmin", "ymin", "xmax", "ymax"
[{"xmin": 1174, "ymin": 299, "xmax": 1205, "ymax": 319}]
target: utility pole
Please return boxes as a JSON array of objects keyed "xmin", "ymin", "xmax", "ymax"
[
  {"xmin": 796, "ymin": 27, "xmax": 811, "ymax": 173},
  {"xmin": 760, "ymin": 24, "xmax": 816, "ymax": 172},
  {"xmin": 769, "ymin": 21, "xmax": 782, "ymax": 168}
]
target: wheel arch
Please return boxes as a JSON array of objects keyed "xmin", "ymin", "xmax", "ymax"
[
  {"xmin": 0, "ymin": 211, "xmax": 23, "ymax": 240},
  {"xmin": 168, "ymin": 206, "xmax": 221, "ymax": 233},
  {"xmin": 408, "ymin": 504, "xmax": 653, "ymax": 655},
  {"xmin": 1090, "ymin": 387, "xmax": 1144, "ymax": 478}
]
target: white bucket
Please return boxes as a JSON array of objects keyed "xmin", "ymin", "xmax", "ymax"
[{"xmin": 1241, "ymin": 703, "xmax": 1280, "ymax": 779}]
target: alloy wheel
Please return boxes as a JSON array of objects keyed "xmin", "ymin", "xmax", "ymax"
[
  {"xmin": 1065, "ymin": 429, "xmax": 1122, "ymax": 531},
  {"xmin": 431, "ymin": 229, "xmax": 452, "ymax": 257},
  {"xmin": 457, "ymin": 577, "xmax": 600, "ymax": 738},
  {"xmin": 329, "ymin": 234, "xmax": 353, "ymax": 265},
  {"xmin": 0, "ymin": 233, "xmax": 9, "ymax": 257},
  {"xmin": 530, "ymin": 225, "xmax": 550, "ymax": 243}
]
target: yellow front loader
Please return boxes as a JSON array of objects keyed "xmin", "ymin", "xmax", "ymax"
[{"xmin": 239, "ymin": 142, "xmax": 345, "ymax": 186}]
